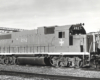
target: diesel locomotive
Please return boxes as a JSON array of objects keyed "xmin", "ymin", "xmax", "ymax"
[{"xmin": 0, "ymin": 23, "xmax": 100, "ymax": 68}]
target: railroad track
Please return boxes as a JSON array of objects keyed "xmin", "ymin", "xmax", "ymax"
[
  {"xmin": 0, "ymin": 64, "xmax": 100, "ymax": 79},
  {"xmin": 0, "ymin": 70, "xmax": 99, "ymax": 80}
]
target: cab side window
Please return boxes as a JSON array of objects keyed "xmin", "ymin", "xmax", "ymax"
[{"xmin": 58, "ymin": 32, "xmax": 65, "ymax": 38}]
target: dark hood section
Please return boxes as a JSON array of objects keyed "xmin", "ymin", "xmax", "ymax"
[{"xmin": 69, "ymin": 23, "xmax": 86, "ymax": 35}]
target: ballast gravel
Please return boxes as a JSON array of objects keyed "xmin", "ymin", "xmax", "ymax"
[
  {"xmin": 0, "ymin": 64, "xmax": 100, "ymax": 78},
  {"xmin": 0, "ymin": 75, "xmax": 52, "ymax": 80}
]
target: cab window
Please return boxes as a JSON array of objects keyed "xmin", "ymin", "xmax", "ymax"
[{"xmin": 58, "ymin": 32, "xmax": 65, "ymax": 38}]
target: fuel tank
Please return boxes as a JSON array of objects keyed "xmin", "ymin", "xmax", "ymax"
[{"xmin": 17, "ymin": 57, "xmax": 50, "ymax": 66}]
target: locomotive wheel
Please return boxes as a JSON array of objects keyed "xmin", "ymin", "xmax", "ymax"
[
  {"xmin": 50, "ymin": 59, "xmax": 58, "ymax": 67},
  {"xmin": 74, "ymin": 57, "xmax": 82, "ymax": 68},
  {"xmin": 96, "ymin": 64, "xmax": 100, "ymax": 69},
  {"xmin": 58, "ymin": 61, "xmax": 64, "ymax": 67},
  {"xmin": 9, "ymin": 57, "xmax": 14, "ymax": 65},
  {"xmin": 12, "ymin": 56, "xmax": 17, "ymax": 65},
  {"xmin": 0, "ymin": 56, "xmax": 4, "ymax": 64},
  {"xmin": 4, "ymin": 57, "xmax": 9, "ymax": 65},
  {"xmin": 0, "ymin": 59, "xmax": 5, "ymax": 64},
  {"xmin": 50, "ymin": 57, "xmax": 59, "ymax": 67},
  {"xmin": 79, "ymin": 61, "xmax": 83, "ymax": 68},
  {"xmin": 68, "ymin": 61, "xmax": 72, "ymax": 67}
]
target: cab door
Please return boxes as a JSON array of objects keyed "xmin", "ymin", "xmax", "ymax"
[{"xmin": 53, "ymin": 29, "xmax": 69, "ymax": 52}]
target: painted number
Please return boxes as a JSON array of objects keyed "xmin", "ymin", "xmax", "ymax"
[{"xmin": 21, "ymin": 38, "xmax": 27, "ymax": 42}]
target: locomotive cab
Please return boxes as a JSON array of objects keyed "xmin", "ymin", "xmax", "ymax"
[{"xmin": 54, "ymin": 23, "xmax": 87, "ymax": 53}]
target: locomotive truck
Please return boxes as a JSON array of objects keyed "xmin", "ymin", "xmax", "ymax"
[{"xmin": 0, "ymin": 23, "xmax": 99, "ymax": 68}]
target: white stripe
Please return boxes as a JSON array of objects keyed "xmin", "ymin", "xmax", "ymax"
[{"xmin": 0, "ymin": 52, "xmax": 90, "ymax": 55}]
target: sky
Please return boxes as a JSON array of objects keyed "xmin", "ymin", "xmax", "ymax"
[{"xmin": 0, "ymin": 0, "xmax": 100, "ymax": 33}]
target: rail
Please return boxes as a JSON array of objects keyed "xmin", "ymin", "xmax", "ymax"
[{"xmin": 0, "ymin": 70, "xmax": 99, "ymax": 80}]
